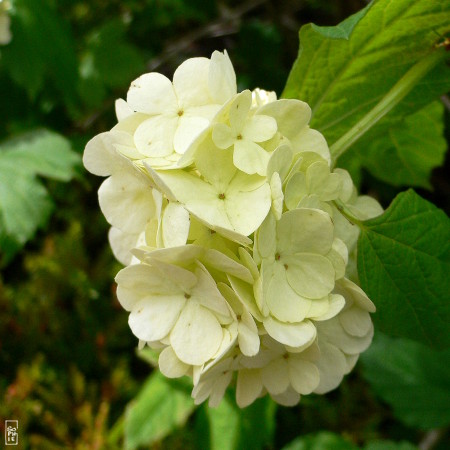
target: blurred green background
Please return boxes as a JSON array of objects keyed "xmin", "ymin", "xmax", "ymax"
[{"xmin": 0, "ymin": 0, "xmax": 448, "ymax": 448}]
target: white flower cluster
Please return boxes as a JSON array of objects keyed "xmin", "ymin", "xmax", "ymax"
[{"xmin": 83, "ymin": 51, "xmax": 383, "ymax": 408}]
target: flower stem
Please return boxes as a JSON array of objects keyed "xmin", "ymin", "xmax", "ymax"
[{"xmin": 330, "ymin": 45, "xmax": 448, "ymax": 166}]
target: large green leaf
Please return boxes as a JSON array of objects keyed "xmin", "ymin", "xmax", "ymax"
[
  {"xmin": 361, "ymin": 333, "xmax": 450, "ymax": 429},
  {"xmin": 124, "ymin": 372, "xmax": 195, "ymax": 450},
  {"xmin": 0, "ymin": 130, "xmax": 80, "ymax": 263},
  {"xmin": 283, "ymin": 0, "xmax": 450, "ymax": 184},
  {"xmin": 206, "ymin": 395, "xmax": 276, "ymax": 450},
  {"xmin": 357, "ymin": 189, "xmax": 450, "ymax": 349}
]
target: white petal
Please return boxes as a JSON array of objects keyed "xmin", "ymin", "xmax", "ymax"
[
  {"xmin": 267, "ymin": 144, "xmax": 293, "ymax": 181},
  {"xmin": 174, "ymin": 115, "xmax": 210, "ymax": 154},
  {"xmin": 257, "ymin": 99, "xmax": 311, "ymax": 139},
  {"xmin": 229, "ymin": 90, "xmax": 252, "ymax": 134},
  {"xmin": 236, "ymin": 369, "xmax": 263, "ymax": 408},
  {"xmin": 127, "ymin": 72, "xmax": 177, "ymax": 115},
  {"xmin": 233, "ymin": 140, "xmax": 270, "ymax": 176},
  {"xmin": 339, "ymin": 306, "xmax": 373, "ymax": 337},
  {"xmin": 284, "ymin": 172, "xmax": 308, "ymax": 210},
  {"xmin": 212, "ymin": 122, "xmax": 234, "ymax": 149},
  {"xmin": 270, "ymin": 386, "xmax": 300, "ymax": 406},
  {"xmin": 291, "ymin": 128, "xmax": 330, "ymax": 163},
  {"xmin": 159, "ymin": 347, "xmax": 190, "ymax": 378},
  {"xmin": 173, "ymin": 57, "xmax": 211, "ymax": 107},
  {"xmin": 263, "ymin": 261, "xmax": 311, "ymax": 322},
  {"xmin": 311, "ymin": 294, "xmax": 346, "ymax": 321},
  {"xmin": 261, "ymin": 359, "xmax": 289, "ymax": 395},
  {"xmin": 203, "ymin": 249, "xmax": 253, "ymax": 284},
  {"xmin": 162, "ymin": 202, "xmax": 190, "ymax": 248},
  {"xmin": 277, "ymin": 208, "xmax": 334, "ymax": 255},
  {"xmin": 83, "ymin": 132, "xmax": 125, "ymax": 176},
  {"xmin": 170, "ymin": 302, "xmax": 223, "ymax": 366},
  {"xmin": 134, "ymin": 115, "xmax": 178, "ymax": 157},
  {"xmin": 129, "ymin": 294, "xmax": 185, "ymax": 341},
  {"xmin": 115, "ymin": 98, "xmax": 134, "ymax": 121},
  {"xmin": 285, "ymin": 253, "xmax": 335, "ymax": 299},
  {"xmin": 313, "ymin": 341, "xmax": 348, "ymax": 394},
  {"xmin": 289, "ymin": 358, "xmax": 320, "ymax": 394},
  {"xmin": 209, "ymin": 50, "xmax": 237, "ymax": 104},
  {"xmin": 225, "ymin": 179, "xmax": 271, "ymax": 236},
  {"xmin": 238, "ymin": 310, "xmax": 260, "ymax": 356},
  {"xmin": 263, "ymin": 317, "xmax": 316, "ymax": 348},
  {"xmin": 242, "ymin": 115, "xmax": 277, "ymax": 143},
  {"xmin": 108, "ymin": 227, "xmax": 141, "ymax": 266},
  {"xmin": 98, "ymin": 171, "xmax": 156, "ymax": 234}
]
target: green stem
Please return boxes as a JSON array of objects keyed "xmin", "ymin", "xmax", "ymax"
[
  {"xmin": 333, "ymin": 200, "xmax": 364, "ymax": 228},
  {"xmin": 330, "ymin": 46, "xmax": 448, "ymax": 166}
]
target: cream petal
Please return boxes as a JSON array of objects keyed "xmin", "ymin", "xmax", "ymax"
[
  {"xmin": 229, "ymin": 90, "xmax": 252, "ymax": 134},
  {"xmin": 203, "ymin": 248, "xmax": 253, "ymax": 284},
  {"xmin": 174, "ymin": 115, "xmax": 210, "ymax": 154},
  {"xmin": 277, "ymin": 208, "xmax": 334, "ymax": 255},
  {"xmin": 263, "ymin": 316, "xmax": 316, "ymax": 348},
  {"xmin": 313, "ymin": 341, "xmax": 348, "ymax": 394},
  {"xmin": 261, "ymin": 359, "xmax": 289, "ymax": 395},
  {"xmin": 290, "ymin": 127, "xmax": 330, "ymax": 163},
  {"xmin": 263, "ymin": 261, "xmax": 311, "ymax": 323},
  {"xmin": 257, "ymin": 99, "xmax": 311, "ymax": 139},
  {"xmin": 285, "ymin": 253, "xmax": 335, "ymax": 299},
  {"xmin": 98, "ymin": 171, "xmax": 156, "ymax": 233},
  {"xmin": 159, "ymin": 346, "xmax": 190, "ymax": 378},
  {"xmin": 284, "ymin": 172, "xmax": 308, "ymax": 210},
  {"xmin": 242, "ymin": 115, "xmax": 277, "ymax": 143},
  {"xmin": 339, "ymin": 306, "xmax": 373, "ymax": 337},
  {"xmin": 83, "ymin": 132, "xmax": 127, "ymax": 176},
  {"xmin": 270, "ymin": 386, "xmax": 300, "ymax": 406},
  {"xmin": 209, "ymin": 50, "xmax": 237, "ymax": 104},
  {"xmin": 115, "ymin": 98, "xmax": 134, "ymax": 121},
  {"xmin": 289, "ymin": 358, "xmax": 320, "ymax": 394},
  {"xmin": 129, "ymin": 294, "xmax": 186, "ymax": 342},
  {"xmin": 108, "ymin": 227, "xmax": 140, "ymax": 266},
  {"xmin": 311, "ymin": 294, "xmax": 346, "ymax": 321},
  {"xmin": 212, "ymin": 122, "xmax": 234, "ymax": 149},
  {"xmin": 233, "ymin": 140, "xmax": 270, "ymax": 176},
  {"xmin": 170, "ymin": 302, "xmax": 223, "ymax": 366},
  {"xmin": 161, "ymin": 202, "xmax": 190, "ymax": 248},
  {"xmin": 127, "ymin": 72, "xmax": 177, "ymax": 115},
  {"xmin": 238, "ymin": 310, "xmax": 260, "ymax": 356},
  {"xmin": 236, "ymin": 369, "xmax": 263, "ymax": 408},
  {"xmin": 134, "ymin": 115, "xmax": 178, "ymax": 157},
  {"xmin": 225, "ymin": 181, "xmax": 271, "ymax": 236},
  {"xmin": 173, "ymin": 57, "xmax": 211, "ymax": 107}
]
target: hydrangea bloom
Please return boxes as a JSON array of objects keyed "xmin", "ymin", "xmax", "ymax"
[{"xmin": 83, "ymin": 50, "xmax": 382, "ymax": 408}]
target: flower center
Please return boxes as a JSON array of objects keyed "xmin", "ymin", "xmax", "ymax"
[
  {"xmin": 184, "ymin": 293, "xmax": 191, "ymax": 299},
  {"xmin": 177, "ymin": 110, "xmax": 184, "ymax": 116},
  {"xmin": 218, "ymin": 193, "xmax": 226, "ymax": 200}
]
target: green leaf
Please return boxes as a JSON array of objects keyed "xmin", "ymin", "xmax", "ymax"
[
  {"xmin": 361, "ymin": 333, "xmax": 450, "ymax": 429},
  {"xmin": 283, "ymin": 0, "xmax": 450, "ymax": 178},
  {"xmin": 344, "ymin": 101, "xmax": 446, "ymax": 189},
  {"xmin": 0, "ymin": 130, "xmax": 80, "ymax": 263},
  {"xmin": 365, "ymin": 441, "xmax": 418, "ymax": 450},
  {"xmin": 281, "ymin": 432, "xmax": 357, "ymax": 450},
  {"xmin": 357, "ymin": 189, "xmax": 450, "ymax": 349},
  {"xmin": 2, "ymin": 0, "xmax": 79, "ymax": 109},
  {"xmin": 124, "ymin": 372, "xmax": 196, "ymax": 450},
  {"xmin": 206, "ymin": 395, "xmax": 276, "ymax": 450}
]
